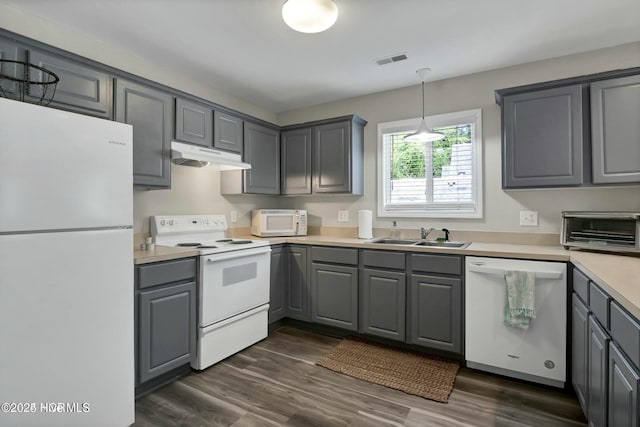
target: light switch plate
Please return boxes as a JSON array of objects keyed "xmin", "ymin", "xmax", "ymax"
[
  {"xmin": 338, "ymin": 210, "xmax": 349, "ymax": 222},
  {"xmin": 520, "ymin": 211, "xmax": 538, "ymax": 227},
  {"xmin": 230, "ymin": 210, "xmax": 238, "ymax": 223}
]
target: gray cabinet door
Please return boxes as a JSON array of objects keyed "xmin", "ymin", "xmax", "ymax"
[
  {"xmin": 608, "ymin": 342, "xmax": 640, "ymax": 427},
  {"xmin": 311, "ymin": 262, "xmax": 358, "ymax": 331},
  {"xmin": 408, "ymin": 274, "xmax": 463, "ymax": 354},
  {"xmin": 281, "ymin": 127, "xmax": 312, "ymax": 195},
  {"xmin": 591, "ymin": 75, "xmax": 640, "ymax": 184},
  {"xmin": 175, "ymin": 98, "xmax": 212, "ymax": 147},
  {"xmin": 572, "ymin": 293, "xmax": 590, "ymax": 416},
  {"xmin": 27, "ymin": 49, "xmax": 112, "ymax": 118},
  {"xmin": 360, "ymin": 268, "xmax": 406, "ymax": 341},
  {"xmin": 589, "ymin": 315, "xmax": 610, "ymax": 427},
  {"xmin": 314, "ymin": 120, "xmax": 357, "ymax": 194},
  {"xmin": 115, "ymin": 78, "xmax": 173, "ymax": 188},
  {"xmin": 138, "ymin": 281, "xmax": 196, "ymax": 384},
  {"xmin": 285, "ymin": 246, "xmax": 309, "ymax": 321},
  {"xmin": 243, "ymin": 122, "xmax": 280, "ymax": 194},
  {"xmin": 502, "ymin": 85, "xmax": 584, "ymax": 188},
  {"xmin": 269, "ymin": 245, "xmax": 286, "ymax": 324},
  {"xmin": 0, "ymin": 38, "xmax": 22, "ymax": 95},
  {"xmin": 214, "ymin": 110, "xmax": 243, "ymax": 154}
]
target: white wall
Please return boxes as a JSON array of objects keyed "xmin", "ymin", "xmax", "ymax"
[{"xmin": 277, "ymin": 42, "xmax": 640, "ymax": 234}]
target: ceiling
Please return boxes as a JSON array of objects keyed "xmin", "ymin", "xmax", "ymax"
[{"xmin": 4, "ymin": 0, "xmax": 640, "ymax": 113}]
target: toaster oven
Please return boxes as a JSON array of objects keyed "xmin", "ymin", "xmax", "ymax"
[{"xmin": 561, "ymin": 211, "xmax": 640, "ymax": 254}]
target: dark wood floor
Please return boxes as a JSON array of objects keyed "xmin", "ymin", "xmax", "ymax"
[{"xmin": 135, "ymin": 327, "xmax": 587, "ymax": 426}]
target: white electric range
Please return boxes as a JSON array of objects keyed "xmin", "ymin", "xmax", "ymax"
[{"xmin": 151, "ymin": 215, "xmax": 271, "ymax": 370}]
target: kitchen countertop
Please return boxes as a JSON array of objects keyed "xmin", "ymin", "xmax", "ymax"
[{"xmin": 134, "ymin": 234, "xmax": 640, "ymax": 319}]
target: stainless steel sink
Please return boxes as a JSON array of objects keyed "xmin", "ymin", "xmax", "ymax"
[
  {"xmin": 365, "ymin": 238, "xmax": 469, "ymax": 249},
  {"xmin": 414, "ymin": 240, "xmax": 470, "ymax": 248},
  {"xmin": 365, "ymin": 238, "xmax": 420, "ymax": 245}
]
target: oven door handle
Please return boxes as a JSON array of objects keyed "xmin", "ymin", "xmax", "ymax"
[{"xmin": 205, "ymin": 246, "xmax": 271, "ymax": 263}]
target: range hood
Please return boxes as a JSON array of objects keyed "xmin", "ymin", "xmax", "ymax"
[{"xmin": 171, "ymin": 141, "xmax": 251, "ymax": 169}]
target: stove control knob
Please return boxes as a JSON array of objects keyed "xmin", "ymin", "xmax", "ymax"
[
  {"xmin": 160, "ymin": 220, "xmax": 166, "ymax": 226},
  {"xmin": 168, "ymin": 220, "xmax": 174, "ymax": 226}
]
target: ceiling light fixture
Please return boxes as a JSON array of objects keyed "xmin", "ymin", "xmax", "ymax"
[
  {"xmin": 404, "ymin": 68, "xmax": 445, "ymax": 143},
  {"xmin": 282, "ymin": 0, "xmax": 339, "ymax": 34}
]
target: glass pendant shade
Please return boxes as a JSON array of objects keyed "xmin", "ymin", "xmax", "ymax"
[
  {"xmin": 404, "ymin": 69, "xmax": 445, "ymax": 143},
  {"xmin": 282, "ymin": 0, "xmax": 339, "ymax": 33}
]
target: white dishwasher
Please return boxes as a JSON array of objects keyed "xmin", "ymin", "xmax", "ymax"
[{"xmin": 465, "ymin": 256, "xmax": 567, "ymax": 387}]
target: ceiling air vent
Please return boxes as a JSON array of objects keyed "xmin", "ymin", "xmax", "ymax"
[{"xmin": 375, "ymin": 53, "xmax": 408, "ymax": 66}]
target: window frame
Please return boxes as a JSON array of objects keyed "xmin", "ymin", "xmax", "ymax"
[{"xmin": 376, "ymin": 108, "xmax": 483, "ymax": 219}]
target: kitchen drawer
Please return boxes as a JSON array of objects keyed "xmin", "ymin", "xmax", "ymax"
[
  {"xmin": 362, "ymin": 250, "xmax": 405, "ymax": 270},
  {"xmin": 610, "ymin": 301, "xmax": 640, "ymax": 369},
  {"xmin": 137, "ymin": 258, "xmax": 197, "ymax": 289},
  {"xmin": 590, "ymin": 282, "xmax": 611, "ymax": 330},
  {"xmin": 311, "ymin": 246, "xmax": 358, "ymax": 266},
  {"xmin": 411, "ymin": 253, "xmax": 462, "ymax": 275},
  {"xmin": 573, "ymin": 267, "xmax": 590, "ymax": 304}
]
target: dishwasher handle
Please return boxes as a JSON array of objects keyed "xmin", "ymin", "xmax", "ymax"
[{"xmin": 467, "ymin": 263, "xmax": 563, "ymax": 280}]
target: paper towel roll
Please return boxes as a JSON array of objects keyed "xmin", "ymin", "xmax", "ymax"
[{"xmin": 358, "ymin": 210, "xmax": 373, "ymax": 239}]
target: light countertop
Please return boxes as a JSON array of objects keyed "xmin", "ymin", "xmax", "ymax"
[{"xmin": 134, "ymin": 234, "xmax": 640, "ymax": 319}]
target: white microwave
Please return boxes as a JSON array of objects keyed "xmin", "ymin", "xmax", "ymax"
[{"xmin": 251, "ymin": 209, "xmax": 307, "ymax": 237}]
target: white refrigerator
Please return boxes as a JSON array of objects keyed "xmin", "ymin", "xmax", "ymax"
[{"xmin": 0, "ymin": 98, "xmax": 135, "ymax": 426}]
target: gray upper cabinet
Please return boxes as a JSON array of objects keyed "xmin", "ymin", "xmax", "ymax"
[
  {"xmin": 243, "ymin": 121, "xmax": 281, "ymax": 195},
  {"xmin": 0, "ymin": 38, "xmax": 22, "ymax": 95},
  {"xmin": 281, "ymin": 127, "xmax": 312, "ymax": 195},
  {"xmin": 175, "ymin": 98, "xmax": 212, "ymax": 147},
  {"xmin": 502, "ymin": 85, "xmax": 585, "ymax": 188},
  {"xmin": 115, "ymin": 78, "xmax": 173, "ymax": 188},
  {"xmin": 313, "ymin": 117, "xmax": 365, "ymax": 194},
  {"xmin": 591, "ymin": 75, "xmax": 640, "ymax": 184},
  {"xmin": 214, "ymin": 110, "xmax": 243, "ymax": 154},
  {"xmin": 27, "ymin": 49, "xmax": 113, "ymax": 118}
]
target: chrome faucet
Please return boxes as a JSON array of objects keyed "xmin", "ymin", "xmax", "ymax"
[{"xmin": 420, "ymin": 227, "xmax": 434, "ymax": 240}]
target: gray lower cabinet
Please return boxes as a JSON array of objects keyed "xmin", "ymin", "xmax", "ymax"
[
  {"xmin": 591, "ymin": 74, "xmax": 640, "ymax": 184},
  {"xmin": 313, "ymin": 117, "xmax": 365, "ymax": 195},
  {"xmin": 572, "ymin": 293, "xmax": 590, "ymax": 416},
  {"xmin": 269, "ymin": 245, "xmax": 286, "ymax": 323},
  {"xmin": 135, "ymin": 258, "xmax": 197, "ymax": 386},
  {"xmin": 609, "ymin": 342, "xmax": 640, "ymax": 427},
  {"xmin": 281, "ymin": 127, "xmax": 312, "ymax": 195},
  {"xmin": 588, "ymin": 315, "xmax": 610, "ymax": 427},
  {"xmin": 360, "ymin": 268, "xmax": 406, "ymax": 341},
  {"xmin": 408, "ymin": 274, "xmax": 463, "ymax": 354},
  {"xmin": 310, "ymin": 262, "xmax": 358, "ymax": 331},
  {"xmin": 501, "ymin": 84, "xmax": 585, "ymax": 188},
  {"xmin": 27, "ymin": 49, "xmax": 113, "ymax": 118},
  {"xmin": 214, "ymin": 110, "xmax": 243, "ymax": 154},
  {"xmin": 242, "ymin": 121, "xmax": 281, "ymax": 194},
  {"xmin": 284, "ymin": 245, "xmax": 310, "ymax": 321},
  {"xmin": 115, "ymin": 78, "xmax": 173, "ymax": 188},
  {"xmin": 175, "ymin": 97, "xmax": 212, "ymax": 147}
]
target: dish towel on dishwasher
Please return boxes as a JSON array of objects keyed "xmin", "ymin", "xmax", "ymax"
[{"xmin": 503, "ymin": 270, "xmax": 536, "ymax": 330}]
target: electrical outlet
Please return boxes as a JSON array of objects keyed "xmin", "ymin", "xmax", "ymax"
[
  {"xmin": 520, "ymin": 211, "xmax": 538, "ymax": 227},
  {"xmin": 230, "ymin": 210, "xmax": 238, "ymax": 223},
  {"xmin": 338, "ymin": 210, "xmax": 349, "ymax": 222}
]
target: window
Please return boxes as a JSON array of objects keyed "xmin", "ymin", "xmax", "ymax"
[{"xmin": 377, "ymin": 109, "xmax": 482, "ymax": 218}]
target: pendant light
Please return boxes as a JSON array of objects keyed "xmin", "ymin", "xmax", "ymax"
[
  {"xmin": 404, "ymin": 68, "xmax": 445, "ymax": 143},
  {"xmin": 282, "ymin": 0, "xmax": 339, "ymax": 33}
]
